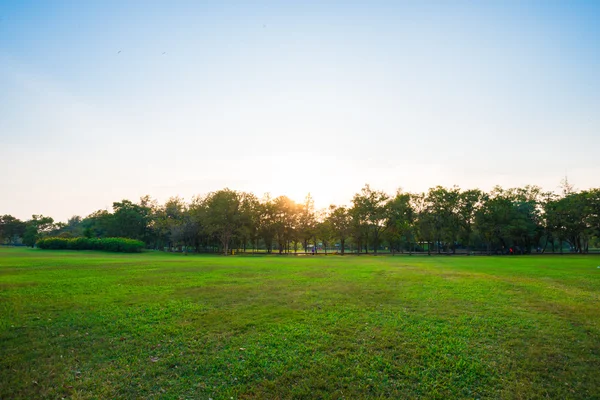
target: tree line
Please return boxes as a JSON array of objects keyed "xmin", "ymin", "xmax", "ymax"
[{"xmin": 1, "ymin": 184, "xmax": 600, "ymax": 255}]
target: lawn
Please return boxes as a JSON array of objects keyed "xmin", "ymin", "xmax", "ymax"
[{"xmin": 1, "ymin": 248, "xmax": 599, "ymax": 399}]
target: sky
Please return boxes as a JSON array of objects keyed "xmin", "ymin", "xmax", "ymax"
[{"xmin": 1, "ymin": 0, "xmax": 599, "ymax": 221}]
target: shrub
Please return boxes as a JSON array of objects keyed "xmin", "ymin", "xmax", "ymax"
[{"xmin": 36, "ymin": 237, "xmax": 144, "ymax": 253}]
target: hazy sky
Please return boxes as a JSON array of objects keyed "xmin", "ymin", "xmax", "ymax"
[{"xmin": 1, "ymin": 1, "xmax": 599, "ymax": 221}]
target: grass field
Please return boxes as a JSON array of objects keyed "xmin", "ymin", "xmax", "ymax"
[{"xmin": 1, "ymin": 248, "xmax": 599, "ymax": 399}]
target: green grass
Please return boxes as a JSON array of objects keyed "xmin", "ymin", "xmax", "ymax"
[{"xmin": 1, "ymin": 248, "xmax": 599, "ymax": 399}]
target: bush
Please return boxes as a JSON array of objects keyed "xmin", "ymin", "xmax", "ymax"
[{"xmin": 36, "ymin": 237, "xmax": 144, "ymax": 253}]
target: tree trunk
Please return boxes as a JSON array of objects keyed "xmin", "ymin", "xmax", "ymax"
[
  {"xmin": 341, "ymin": 239, "xmax": 345, "ymax": 255},
  {"xmin": 373, "ymin": 230, "xmax": 378, "ymax": 254},
  {"xmin": 560, "ymin": 240, "xmax": 563, "ymax": 254}
]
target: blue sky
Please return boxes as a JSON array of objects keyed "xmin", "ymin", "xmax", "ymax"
[{"xmin": 1, "ymin": 0, "xmax": 599, "ymax": 221}]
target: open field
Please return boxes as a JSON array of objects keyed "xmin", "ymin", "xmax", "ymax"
[{"xmin": 1, "ymin": 248, "xmax": 599, "ymax": 399}]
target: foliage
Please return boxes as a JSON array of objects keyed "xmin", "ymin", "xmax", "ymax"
[
  {"xmin": 36, "ymin": 237, "xmax": 144, "ymax": 253},
  {"xmin": 0, "ymin": 215, "xmax": 26, "ymax": 244},
  {"xmin": 4, "ymin": 183, "xmax": 600, "ymax": 254},
  {"xmin": 385, "ymin": 190, "xmax": 415, "ymax": 253},
  {"xmin": 202, "ymin": 189, "xmax": 244, "ymax": 255},
  {"xmin": 21, "ymin": 215, "xmax": 55, "ymax": 247},
  {"xmin": 326, "ymin": 205, "xmax": 351, "ymax": 254},
  {"xmin": 351, "ymin": 185, "xmax": 390, "ymax": 253}
]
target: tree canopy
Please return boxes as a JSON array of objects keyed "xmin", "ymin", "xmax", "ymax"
[{"xmin": 3, "ymin": 183, "xmax": 600, "ymax": 255}]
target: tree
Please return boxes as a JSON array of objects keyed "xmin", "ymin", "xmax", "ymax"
[
  {"xmin": 386, "ymin": 190, "xmax": 415, "ymax": 254},
  {"xmin": 109, "ymin": 199, "xmax": 152, "ymax": 241},
  {"xmin": 474, "ymin": 186, "xmax": 542, "ymax": 255},
  {"xmin": 413, "ymin": 193, "xmax": 435, "ymax": 255},
  {"xmin": 327, "ymin": 205, "xmax": 351, "ymax": 255},
  {"xmin": 550, "ymin": 192, "xmax": 589, "ymax": 253},
  {"xmin": 154, "ymin": 196, "xmax": 187, "ymax": 250},
  {"xmin": 6, "ymin": 183, "xmax": 600, "ymax": 255},
  {"xmin": 297, "ymin": 194, "xmax": 316, "ymax": 253},
  {"xmin": 351, "ymin": 185, "xmax": 389, "ymax": 254},
  {"xmin": 475, "ymin": 190, "xmax": 515, "ymax": 254},
  {"xmin": 273, "ymin": 196, "xmax": 296, "ymax": 254},
  {"xmin": 50, "ymin": 215, "xmax": 83, "ymax": 238},
  {"xmin": 81, "ymin": 210, "xmax": 112, "ymax": 239},
  {"xmin": 0, "ymin": 215, "xmax": 26, "ymax": 244},
  {"xmin": 239, "ymin": 192, "xmax": 260, "ymax": 253},
  {"xmin": 541, "ymin": 191, "xmax": 560, "ymax": 253},
  {"xmin": 457, "ymin": 189, "xmax": 483, "ymax": 253},
  {"xmin": 203, "ymin": 189, "xmax": 244, "ymax": 255},
  {"xmin": 316, "ymin": 215, "xmax": 334, "ymax": 254},
  {"xmin": 584, "ymin": 189, "xmax": 600, "ymax": 240},
  {"xmin": 170, "ymin": 216, "xmax": 199, "ymax": 254},
  {"xmin": 22, "ymin": 215, "xmax": 55, "ymax": 247},
  {"xmin": 508, "ymin": 186, "xmax": 544, "ymax": 254},
  {"xmin": 423, "ymin": 186, "xmax": 461, "ymax": 254},
  {"xmin": 258, "ymin": 195, "xmax": 277, "ymax": 254}
]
